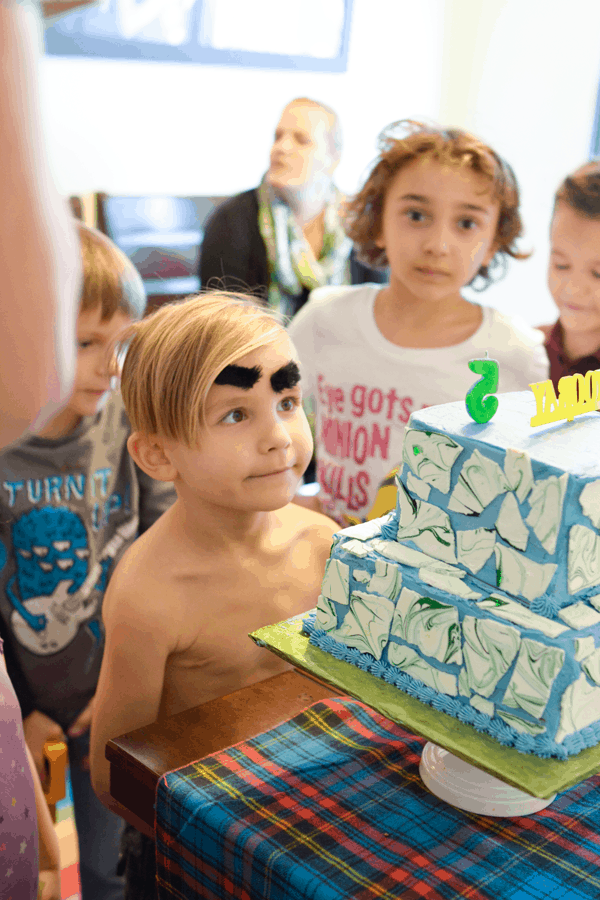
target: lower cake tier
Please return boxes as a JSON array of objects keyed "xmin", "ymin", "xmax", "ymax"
[{"xmin": 305, "ymin": 528, "xmax": 600, "ymax": 759}]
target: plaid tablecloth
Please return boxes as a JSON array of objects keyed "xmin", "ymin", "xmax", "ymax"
[{"xmin": 155, "ymin": 698, "xmax": 600, "ymax": 900}]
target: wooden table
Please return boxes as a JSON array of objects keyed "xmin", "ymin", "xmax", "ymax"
[{"xmin": 106, "ymin": 670, "xmax": 339, "ymax": 838}]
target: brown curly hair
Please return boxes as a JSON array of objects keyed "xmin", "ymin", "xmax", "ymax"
[{"xmin": 345, "ymin": 120, "xmax": 530, "ymax": 290}]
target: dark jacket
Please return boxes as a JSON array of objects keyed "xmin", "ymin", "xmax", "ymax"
[{"xmin": 199, "ymin": 188, "xmax": 387, "ymax": 317}]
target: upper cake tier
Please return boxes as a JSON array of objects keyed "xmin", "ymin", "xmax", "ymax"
[{"xmin": 386, "ymin": 391, "xmax": 600, "ymax": 615}]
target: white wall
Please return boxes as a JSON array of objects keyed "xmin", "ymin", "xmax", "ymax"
[
  {"xmin": 441, "ymin": 0, "xmax": 600, "ymax": 326},
  {"xmin": 40, "ymin": 0, "xmax": 443, "ymax": 198},
  {"xmin": 41, "ymin": 0, "xmax": 600, "ymax": 327}
]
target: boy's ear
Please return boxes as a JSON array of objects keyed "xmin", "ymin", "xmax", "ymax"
[{"xmin": 127, "ymin": 432, "xmax": 178, "ymax": 482}]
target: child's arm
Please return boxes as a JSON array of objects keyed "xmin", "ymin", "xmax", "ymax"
[
  {"xmin": 25, "ymin": 744, "xmax": 61, "ymax": 900},
  {"xmin": 0, "ymin": 649, "xmax": 60, "ymax": 898},
  {"xmin": 90, "ymin": 555, "xmax": 176, "ymax": 811},
  {"xmin": 0, "ymin": 2, "xmax": 81, "ymax": 446}
]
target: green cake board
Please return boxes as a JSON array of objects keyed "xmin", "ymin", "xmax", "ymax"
[{"xmin": 249, "ymin": 612, "xmax": 600, "ymax": 800}]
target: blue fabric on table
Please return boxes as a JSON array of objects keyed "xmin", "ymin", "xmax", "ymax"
[{"xmin": 155, "ymin": 698, "xmax": 600, "ymax": 900}]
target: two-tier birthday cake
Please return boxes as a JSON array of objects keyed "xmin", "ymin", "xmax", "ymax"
[{"xmin": 304, "ymin": 391, "xmax": 600, "ymax": 759}]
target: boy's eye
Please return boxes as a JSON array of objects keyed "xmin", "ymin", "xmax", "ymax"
[
  {"xmin": 278, "ymin": 396, "xmax": 300, "ymax": 413},
  {"xmin": 78, "ymin": 340, "xmax": 93, "ymax": 349},
  {"xmin": 592, "ymin": 271, "xmax": 600, "ymax": 280},
  {"xmin": 554, "ymin": 264, "xmax": 569, "ymax": 271},
  {"xmin": 458, "ymin": 217, "xmax": 477, "ymax": 231},
  {"xmin": 221, "ymin": 409, "xmax": 246, "ymax": 425}
]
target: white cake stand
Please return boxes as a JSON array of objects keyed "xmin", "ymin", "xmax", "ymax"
[{"xmin": 419, "ymin": 742, "xmax": 556, "ymax": 816}]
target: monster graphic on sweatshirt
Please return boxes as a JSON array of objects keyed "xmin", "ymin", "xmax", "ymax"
[{"xmin": 7, "ymin": 506, "xmax": 138, "ymax": 656}]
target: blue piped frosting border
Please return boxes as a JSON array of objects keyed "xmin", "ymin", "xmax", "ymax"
[{"xmin": 302, "ymin": 613, "xmax": 600, "ymax": 759}]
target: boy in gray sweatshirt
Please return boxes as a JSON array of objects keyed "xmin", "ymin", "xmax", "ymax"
[{"xmin": 0, "ymin": 223, "xmax": 175, "ymax": 900}]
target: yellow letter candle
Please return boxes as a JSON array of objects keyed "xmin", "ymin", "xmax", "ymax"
[{"xmin": 529, "ymin": 369, "xmax": 600, "ymax": 427}]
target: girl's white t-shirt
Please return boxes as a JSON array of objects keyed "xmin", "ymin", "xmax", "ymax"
[{"xmin": 288, "ymin": 284, "xmax": 549, "ymax": 526}]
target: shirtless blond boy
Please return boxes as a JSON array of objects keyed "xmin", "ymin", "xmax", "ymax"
[{"xmin": 90, "ymin": 293, "xmax": 337, "ymax": 889}]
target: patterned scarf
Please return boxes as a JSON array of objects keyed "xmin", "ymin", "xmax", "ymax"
[{"xmin": 257, "ymin": 179, "xmax": 352, "ymax": 319}]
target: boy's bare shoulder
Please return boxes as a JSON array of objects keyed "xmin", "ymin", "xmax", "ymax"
[
  {"xmin": 112, "ymin": 514, "xmax": 169, "ymax": 582},
  {"xmin": 282, "ymin": 502, "xmax": 339, "ymax": 542},
  {"xmin": 104, "ymin": 510, "xmax": 193, "ymax": 618}
]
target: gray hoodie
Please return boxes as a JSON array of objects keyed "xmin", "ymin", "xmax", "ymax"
[{"xmin": 0, "ymin": 391, "xmax": 175, "ymax": 729}]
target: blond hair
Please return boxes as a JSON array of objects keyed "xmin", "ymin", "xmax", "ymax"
[
  {"xmin": 78, "ymin": 222, "xmax": 146, "ymax": 321},
  {"xmin": 120, "ymin": 292, "xmax": 285, "ymax": 446}
]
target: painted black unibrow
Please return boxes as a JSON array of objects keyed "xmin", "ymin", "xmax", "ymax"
[
  {"xmin": 270, "ymin": 361, "xmax": 301, "ymax": 394},
  {"xmin": 214, "ymin": 364, "xmax": 262, "ymax": 390}
]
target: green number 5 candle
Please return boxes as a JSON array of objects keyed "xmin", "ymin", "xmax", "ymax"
[{"xmin": 465, "ymin": 355, "xmax": 499, "ymax": 423}]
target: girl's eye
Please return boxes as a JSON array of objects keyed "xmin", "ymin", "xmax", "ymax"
[
  {"xmin": 221, "ymin": 409, "xmax": 246, "ymax": 425},
  {"xmin": 278, "ymin": 396, "xmax": 300, "ymax": 413},
  {"xmin": 554, "ymin": 264, "xmax": 569, "ymax": 271},
  {"xmin": 592, "ymin": 271, "xmax": 600, "ymax": 280},
  {"xmin": 406, "ymin": 209, "xmax": 427, "ymax": 223},
  {"xmin": 458, "ymin": 218, "xmax": 477, "ymax": 231},
  {"xmin": 78, "ymin": 340, "xmax": 92, "ymax": 349}
]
